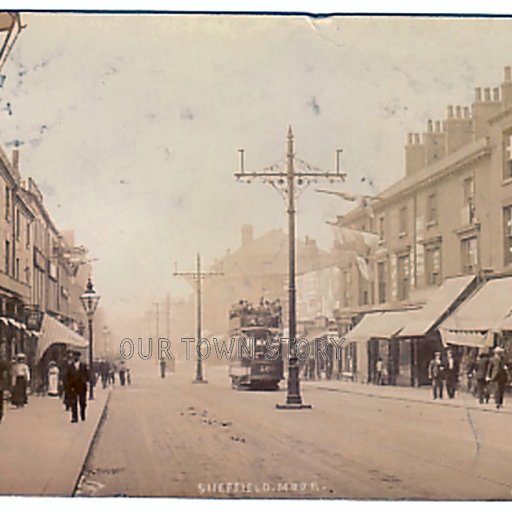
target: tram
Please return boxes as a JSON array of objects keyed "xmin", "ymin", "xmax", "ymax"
[{"xmin": 228, "ymin": 299, "xmax": 284, "ymax": 390}]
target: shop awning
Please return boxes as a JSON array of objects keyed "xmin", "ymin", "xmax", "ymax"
[
  {"xmin": 400, "ymin": 275, "xmax": 476, "ymax": 337},
  {"xmin": 35, "ymin": 314, "xmax": 88, "ymax": 361},
  {"xmin": 439, "ymin": 329, "xmax": 493, "ymax": 348},
  {"xmin": 440, "ymin": 277, "xmax": 512, "ymax": 332},
  {"xmin": 345, "ymin": 310, "xmax": 411, "ymax": 342}
]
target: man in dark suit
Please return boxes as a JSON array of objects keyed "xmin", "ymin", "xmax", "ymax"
[
  {"xmin": 444, "ymin": 349, "xmax": 458, "ymax": 399},
  {"xmin": 67, "ymin": 350, "xmax": 88, "ymax": 423},
  {"xmin": 428, "ymin": 351, "xmax": 444, "ymax": 399}
]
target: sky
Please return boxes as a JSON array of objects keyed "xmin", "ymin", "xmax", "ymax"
[{"xmin": 1, "ymin": 14, "xmax": 512, "ymax": 337}]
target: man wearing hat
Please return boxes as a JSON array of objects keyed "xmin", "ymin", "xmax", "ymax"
[
  {"xmin": 487, "ymin": 347, "xmax": 509, "ymax": 409},
  {"xmin": 67, "ymin": 350, "xmax": 88, "ymax": 423},
  {"xmin": 428, "ymin": 351, "xmax": 445, "ymax": 399}
]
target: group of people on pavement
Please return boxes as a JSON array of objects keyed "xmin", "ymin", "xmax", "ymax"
[
  {"xmin": 428, "ymin": 346, "xmax": 509, "ymax": 409},
  {"xmin": 0, "ymin": 341, "xmax": 133, "ymax": 425}
]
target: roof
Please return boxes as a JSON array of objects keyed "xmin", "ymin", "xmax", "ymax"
[
  {"xmin": 338, "ymin": 137, "xmax": 491, "ymax": 226},
  {"xmin": 439, "ymin": 277, "xmax": 512, "ymax": 332},
  {"xmin": 345, "ymin": 310, "xmax": 411, "ymax": 342},
  {"xmin": 400, "ymin": 275, "xmax": 476, "ymax": 337}
]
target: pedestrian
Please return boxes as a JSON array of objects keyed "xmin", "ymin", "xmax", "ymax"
[
  {"xmin": 47, "ymin": 361, "xmax": 60, "ymax": 397},
  {"xmin": 67, "ymin": 350, "xmax": 88, "ymax": 423},
  {"xmin": 160, "ymin": 357, "xmax": 166, "ymax": 378},
  {"xmin": 473, "ymin": 352, "xmax": 490, "ymax": 404},
  {"xmin": 126, "ymin": 366, "xmax": 131, "ymax": 385},
  {"xmin": 11, "ymin": 353, "xmax": 30, "ymax": 408},
  {"xmin": 487, "ymin": 347, "xmax": 509, "ymax": 410},
  {"xmin": 375, "ymin": 357, "xmax": 384, "ymax": 385},
  {"xmin": 109, "ymin": 362, "xmax": 116, "ymax": 386},
  {"xmin": 0, "ymin": 343, "xmax": 11, "ymax": 423},
  {"xmin": 62, "ymin": 350, "xmax": 74, "ymax": 411},
  {"xmin": 444, "ymin": 349, "xmax": 458, "ymax": 399},
  {"xmin": 428, "ymin": 351, "xmax": 444, "ymax": 400},
  {"xmin": 100, "ymin": 360, "xmax": 109, "ymax": 389},
  {"xmin": 119, "ymin": 361, "xmax": 126, "ymax": 386}
]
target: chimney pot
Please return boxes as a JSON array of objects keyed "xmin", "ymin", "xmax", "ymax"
[
  {"xmin": 435, "ymin": 120, "xmax": 442, "ymax": 132},
  {"xmin": 463, "ymin": 106, "xmax": 470, "ymax": 119},
  {"xmin": 505, "ymin": 66, "xmax": 512, "ymax": 82},
  {"xmin": 447, "ymin": 105, "xmax": 454, "ymax": 119},
  {"xmin": 427, "ymin": 119, "xmax": 433, "ymax": 132},
  {"xmin": 455, "ymin": 105, "xmax": 462, "ymax": 118},
  {"xmin": 475, "ymin": 87, "xmax": 482, "ymax": 102},
  {"xmin": 493, "ymin": 87, "xmax": 500, "ymax": 101},
  {"xmin": 484, "ymin": 88, "xmax": 491, "ymax": 102},
  {"xmin": 407, "ymin": 132, "xmax": 413, "ymax": 145},
  {"xmin": 414, "ymin": 133, "xmax": 421, "ymax": 144}
]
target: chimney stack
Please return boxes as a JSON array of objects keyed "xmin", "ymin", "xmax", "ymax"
[
  {"xmin": 444, "ymin": 104, "xmax": 473, "ymax": 154},
  {"xmin": 423, "ymin": 119, "xmax": 445, "ymax": 165},
  {"xmin": 502, "ymin": 65, "xmax": 512, "ymax": 108},
  {"xmin": 473, "ymin": 79, "xmax": 503, "ymax": 138},
  {"xmin": 405, "ymin": 132, "xmax": 426, "ymax": 176}
]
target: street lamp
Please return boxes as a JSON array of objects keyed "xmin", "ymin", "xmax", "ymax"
[
  {"xmin": 80, "ymin": 278, "xmax": 100, "ymax": 400},
  {"xmin": 235, "ymin": 126, "xmax": 346, "ymax": 409}
]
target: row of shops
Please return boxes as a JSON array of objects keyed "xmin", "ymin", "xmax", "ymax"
[
  {"xmin": 344, "ymin": 274, "xmax": 512, "ymax": 387},
  {"xmin": 304, "ymin": 274, "xmax": 512, "ymax": 388}
]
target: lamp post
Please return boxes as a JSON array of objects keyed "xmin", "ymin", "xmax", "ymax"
[
  {"xmin": 235, "ymin": 126, "xmax": 346, "ymax": 409},
  {"xmin": 80, "ymin": 278, "xmax": 100, "ymax": 400}
]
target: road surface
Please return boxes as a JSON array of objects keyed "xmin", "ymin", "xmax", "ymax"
[{"xmin": 76, "ymin": 360, "xmax": 512, "ymax": 499}]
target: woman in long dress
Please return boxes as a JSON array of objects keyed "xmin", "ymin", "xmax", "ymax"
[
  {"xmin": 47, "ymin": 361, "xmax": 59, "ymax": 396},
  {"xmin": 11, "ymin": 354, "xmax": 30, "ymax": 407}
]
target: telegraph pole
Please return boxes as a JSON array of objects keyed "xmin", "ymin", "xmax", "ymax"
[
  {"xmin": 166, "ymin": 293, "xmax": 171, "ymax": 339},
  {"xmin": 154, "ymin": 301, "xmax": 160, "ymax": 339},
  {"xmin": 174, "ymin": 254, "xmax": 223, "ymax": 383},
  {"xmin": 235, "ymin": 126, "xmax": 346, "ymax": 409}
]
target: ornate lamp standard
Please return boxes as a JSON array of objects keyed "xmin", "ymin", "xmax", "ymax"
[
  {"xmin": 80, "ymin": 278, "xmax": 101, "ymax": 400},
  {"xmin": 235, "ymin": 126, "xmax": 346, "ymax": 409}
]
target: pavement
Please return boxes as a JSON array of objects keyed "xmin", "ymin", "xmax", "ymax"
[
  {"xmin": 75, "ymin": 361, "xmax": 512, "ymax": 499},
  {"xmin": 303, "ymin": 377, "xmax": 512, "ymax": 415},
  {"xmin": 0, "ymin": 385, "xmax": 110, "ymax": 496}
]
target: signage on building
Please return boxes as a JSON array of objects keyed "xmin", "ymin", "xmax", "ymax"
[{"xmin": 25, "ymin": 307, "xmax": 43, "ymax": 331}]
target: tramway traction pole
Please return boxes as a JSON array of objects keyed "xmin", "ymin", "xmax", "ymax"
[
  {"xmin": 235, "ymin": 126, "xmax": 346, "ymax": 409},
  {"xmin": 174, "ymin": 254, "xmax": 223, "ymax": 383}
]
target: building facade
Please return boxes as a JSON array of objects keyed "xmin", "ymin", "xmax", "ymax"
[{"xmin": 332, "ymin": 65, "xmax": 512, "ymax": 384}]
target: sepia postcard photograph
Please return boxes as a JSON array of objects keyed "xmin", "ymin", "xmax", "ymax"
[{"xmin": 0, "ymin": 3, "xmax": 511, "ymax": 506}]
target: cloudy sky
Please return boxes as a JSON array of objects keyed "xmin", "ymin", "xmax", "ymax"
[{"xmin": 2, "ymin": 14, "xmax": 512, "ymax": 336}]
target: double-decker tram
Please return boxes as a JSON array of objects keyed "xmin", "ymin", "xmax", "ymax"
[{"xmin": 228, "ymin": 299, "xmax": 284, "ymax": 390}]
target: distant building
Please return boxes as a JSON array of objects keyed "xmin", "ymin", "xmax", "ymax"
[{"xmin": 202, "ymin": 225, "xmax": 331, "ymax": 336}]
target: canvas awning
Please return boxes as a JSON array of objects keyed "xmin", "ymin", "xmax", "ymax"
[
  {"xmin": 400, "ymin": 275, "xmax": 475, "ymax": 337},
  {"xmin": 345, "ymin": 310, "xmax": 411, "ymax": 342},
  {"xmin": 439, "ymin": 329, "xmax": 493, "ymax": 348},
  {"xmin": 439, "ymin": 277, "xmax": 512, "ymax": 346},
  {"xmin": 35, "ymin": 314, "xmax": 89, "ymax": 361},
  {"xmin": 440, "ymin": 277, "xmax": 512, "ymax": 332}
]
